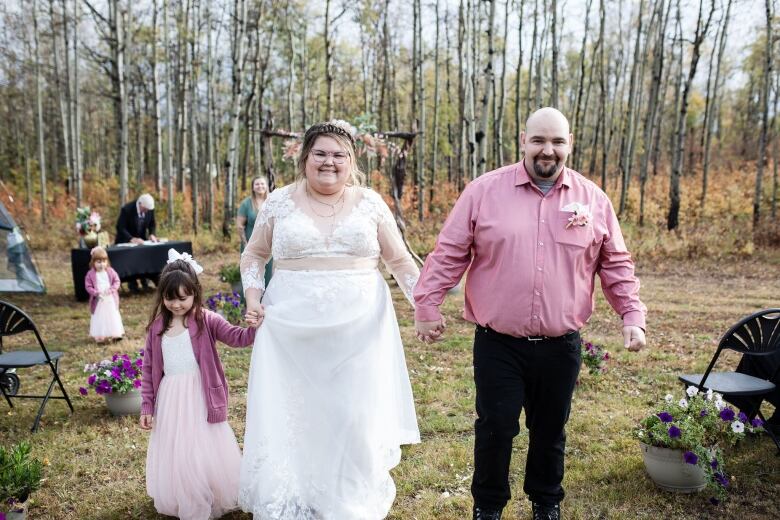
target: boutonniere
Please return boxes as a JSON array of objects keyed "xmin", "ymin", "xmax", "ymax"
[{"xmin": 561, "ymin": 202, "xmax": 592, "ymax": 228}]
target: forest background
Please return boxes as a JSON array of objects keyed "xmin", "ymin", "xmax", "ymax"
[
  {"xmin": 0, "ymin": 0, "xmax": 778, "ymax": 262},
  {"xmin": 1, "ymin": 1, "xmax": 780, "ymax": 518}
]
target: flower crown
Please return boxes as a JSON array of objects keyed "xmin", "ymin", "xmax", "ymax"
[{"xmin": 304, "ymin": 120, "xmax": 356, "ymax": 146}]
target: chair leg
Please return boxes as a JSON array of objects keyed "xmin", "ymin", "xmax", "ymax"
[
  {"xmin": 50, "ymin": 359, "xmax": 74, "ymax": 412},
  {"xmin": 31, "ymin": 375, "xmax": 57, "ymax": 432},
  {"xmin": 0, "ymin": 381, "xmax": 12, "ymax": 408},
  {"xmin": 757, "ymin": 410, "xmax": 780, "ymax": 455}
]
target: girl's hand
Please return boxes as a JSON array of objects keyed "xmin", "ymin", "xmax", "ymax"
[
  {"xmin": 245, "ymin": 304, "xmax": 265, "ymax": 328},
  {"xmin": 140, "ymin": 414, "xmax": 153, "ymax": 430}
]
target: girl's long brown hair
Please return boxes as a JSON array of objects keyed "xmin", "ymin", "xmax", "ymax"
[{"xmin": 146, "ymin": 260, "xmax": 204, "ymax": 335}]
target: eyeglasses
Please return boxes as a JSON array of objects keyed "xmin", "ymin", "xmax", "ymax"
[{"xmin": 310, "ymin": 150, "xmax": 348, "ymax": 164}]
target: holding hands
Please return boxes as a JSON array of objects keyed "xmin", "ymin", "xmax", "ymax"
[
  {"xmin": 244, "ymin": 301, "xmax": 265, "ymax": 328},
  {"xmin": 415, "ymin": 317, "xmax": 446, "ymax": 344}
]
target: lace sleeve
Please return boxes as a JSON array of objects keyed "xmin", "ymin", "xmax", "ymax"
[
  {"xmin": 370, "ymin": 190, "xmax": 420, "ymax": 307},
  {"xmin": 240, "ymin": 191, "xmax": 278, "ymax": 296}
]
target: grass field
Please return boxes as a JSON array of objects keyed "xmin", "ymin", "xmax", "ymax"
[{"xmin": 0, "ymin": 250, "xmax": 779, "ymax": 520}]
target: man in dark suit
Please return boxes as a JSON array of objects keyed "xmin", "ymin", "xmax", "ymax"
[{"xmin": 115, "ymin": 193, "xmax": 159, "ymax": 292}]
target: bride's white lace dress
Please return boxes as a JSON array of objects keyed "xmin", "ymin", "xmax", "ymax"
[{"xmin": 238, "ymin": 182, "xmax": 420, "ymax": 520}]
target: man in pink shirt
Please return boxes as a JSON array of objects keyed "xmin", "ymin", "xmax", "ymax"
[{"xmin": 414, "ymin": 107, "xmax": 647, "ymax": 520}]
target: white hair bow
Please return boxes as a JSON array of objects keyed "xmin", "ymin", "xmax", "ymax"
[{"xmin": 167, "ymin": 248, "xmax": 203, "ymax": 274}]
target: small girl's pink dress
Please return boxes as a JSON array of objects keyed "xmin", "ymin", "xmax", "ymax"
[
  {"xmin": 145, "ymin": 329, "xmax": 242, "ymax": 519},
  {"xmin": 89, "ymin": 271, "xmax": 124, "ymax": 339}
]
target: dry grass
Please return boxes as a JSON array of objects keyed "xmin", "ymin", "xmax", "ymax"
[{"xmin": 0, "ymin": 249, "xmax": 779, "ymax": 519}]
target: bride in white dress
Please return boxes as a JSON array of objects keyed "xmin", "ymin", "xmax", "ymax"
[{"xmin": 238, "ymin": 121, "xmax": 420, "ymax": 519}]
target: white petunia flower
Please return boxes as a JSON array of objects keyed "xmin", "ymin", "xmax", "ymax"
[
  {"xmin": 731, "ymin": 421, "xmax": 745, "ymax": 433},
  {"xmin": 715, "ymin": 399, "xmax": 725, "ymax": 411},
  {"xmin": 686, "ymin": 386, "xmax": 699, "ymax": 397},
  {"xmin": 706, "ymin": 389, "xmax": 714, "ymax": 401},
  {"xmin": 678, "ymin": 398, "xmax": 689, "ymax": 409},
  {"xmin": 664, "ymin": 394, "xmax": 674, "ymax": 403}
]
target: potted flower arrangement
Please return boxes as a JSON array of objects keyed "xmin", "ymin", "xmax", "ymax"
[
  {"xmin": 74, "ymin": 207, "xmax": 105, "ymax": 248},
  {"xmin": 635, "ymin": 386, "xmax": 763, "ymax": 502},
  {"xmin": 0, "ymin": 441, "xmax": 44, "ymax": 520},
  {"xmin": 582, "ymin": 340, "xmax": 609, "ymax": 375},
  {"xmin": 219, "ymin": 264, "xmax": 243, "ymax": 296},
  {"xmin": 79, "ymin": 351, "xmax": 144, "ymax": 416},
  {"xmin": 206, "ymin": 292, "xmax": 244, "ymax": 325}
]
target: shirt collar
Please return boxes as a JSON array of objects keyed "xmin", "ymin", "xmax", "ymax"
[
  {"xmin": 136, "ymin": 200, "xmax": 146, "ymax": 217},
  {"xmin": 514, "ymin": 161, "xmax": 572, "ymax": 189}
]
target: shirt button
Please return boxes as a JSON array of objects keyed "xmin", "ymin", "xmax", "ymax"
[
  {"xmin": 539, "ymin": 241, "xmax": 544, "ymax": 246},
  {"xmin": 534, "ymin": 291, "xmax": 540, "ymax": 296},
  {"xmin": 537, "ymin": 266, "xmax": 542, "ymax": 271},
  {"xmin": 532, "ymin": 315, "xmax": 538, "ymax": 319},
  {"xmin": 540, "ymin": 219, "xmax": 545, "ymax": 223}
]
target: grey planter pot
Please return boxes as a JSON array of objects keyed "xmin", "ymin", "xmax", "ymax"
[
  {"xmin": 640, "ymin": 442, "xmax": 706, "ymax": 493},
  {"xmin": 104, "ymin": 388, "xmax": 142, "ymax": 416},
  {"xmin": 5, "ymin": 500, "xmax": 28, "ymax": 520}
]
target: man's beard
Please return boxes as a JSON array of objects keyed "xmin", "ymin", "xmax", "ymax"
[{"xmin": 532, "ymin": 156, "xmax": 560, "ymax": 178}]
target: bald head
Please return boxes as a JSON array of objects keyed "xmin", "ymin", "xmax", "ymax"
[
  {"xmin": 525, "ymin": 107, "xmax": 570, "ymax": 135},
  {"xmin": 521, "ymin": 107, "xmax": 573, "ymax": 181}
]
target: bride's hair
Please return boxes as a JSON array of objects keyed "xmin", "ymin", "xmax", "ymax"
[
  {"xmin": 146, "ymin": 260, "xmax": 205, "ymax": 336},
  {"xmin": 296, "ymin": 121, "xmax": 366, "ymax": 187}
]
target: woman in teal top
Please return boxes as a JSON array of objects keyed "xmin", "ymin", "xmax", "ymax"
[{"xmin": 236, "ymin": 176, "xmax": 273, "ymax": 284}]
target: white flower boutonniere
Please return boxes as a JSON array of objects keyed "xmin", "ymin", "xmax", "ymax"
[{"xmin": 561, "ymin": 202, "xmax": 592, "ymax": 229}]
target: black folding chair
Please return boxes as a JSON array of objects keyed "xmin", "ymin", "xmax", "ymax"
[
  {"xmin": 679, "ymin": 308, "xmax": 780, "ymax": 454},
  {"xmin": 0, "ymin": 300, "xmax": 73, "ymax": 431}
]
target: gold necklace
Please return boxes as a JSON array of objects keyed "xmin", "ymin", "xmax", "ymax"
[{"xmin": 305, "ymin": 184, "xmax": 347, "ymax": 239}]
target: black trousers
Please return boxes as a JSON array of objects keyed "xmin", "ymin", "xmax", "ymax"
[{"xmin": 471, "ymin": 326, "xmax": 581, "ymax": 510}]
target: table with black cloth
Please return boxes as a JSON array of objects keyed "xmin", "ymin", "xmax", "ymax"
[{"xmin": 71, "ymin": 241, "xmax": 193, "ymax": 301}]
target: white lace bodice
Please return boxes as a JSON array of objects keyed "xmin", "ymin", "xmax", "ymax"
[
  {"xmin": 161, "ymin": 330, "xmax": 199, "ymax": 375},
  {"xmin": 96, "ymin": 271, "xmax": 110, "ymax": 291},
  {"xmin": 240, "ymin": 183, "xmax": 419, "ymax": 304}
]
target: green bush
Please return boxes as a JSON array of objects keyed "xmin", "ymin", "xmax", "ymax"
[
  {"xmin": 0, "ymin": 441, "xmax": 44, "ymax": 504},
  {"xmin": 219, "ymin": 263, "xmax": 242, "ymax": 284}
]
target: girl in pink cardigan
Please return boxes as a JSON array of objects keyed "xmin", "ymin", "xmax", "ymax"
[
  {"xmin": 140, "ymin": 251, "xmax": 259, "ymax": 520},
  {"xmin": 84, "ymin": 246, "xmax": 124, "ymax": 342}
]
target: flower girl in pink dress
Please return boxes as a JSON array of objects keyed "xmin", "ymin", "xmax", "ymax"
[
  {"xmin": 84, "ymin": 247, "xmax": 124, "ymax": 342},
  {"xmin": 140, "ymin": 250, "xmax": 259, "ymax": 520}
]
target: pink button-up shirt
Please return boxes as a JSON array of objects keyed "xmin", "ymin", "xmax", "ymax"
[{"xmin": 414, "ymin": 162, "xmax": 646, "ymax": 338}]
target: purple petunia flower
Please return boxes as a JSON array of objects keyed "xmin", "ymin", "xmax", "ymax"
[
  {"xmin": 738, "ymin": 412, "xmax": 748, "ymax": 423},
  {"xmin": 232, "ymin": 300, "xmax": 240, "ymax": 308},
  {"xmin": 125, "ymin": 368, "xmax": 137, "ymax": 379},
  {"xmin": 112, "ymin": 354, "xmax": 119, "ymax": 362},
  {"xmin": 668, "ymin": 425, "xmax": 681, "ymax": 438},
  {"xmin": 79, "ymin": 387, "xmax": 88, "ymax": 396},
  {"xmin": 751, "ymin": 417, "xmax": 764, "ymax": 428},
  {"xmin": 111, "ymin": 367, "xmax": 122, "ymax": 380},
  {"xmin": 719, "ymin": 407, "xmax": 735, "ymax": 421},
  {"xmin": 700, "ymin": 409, "xmax": 708, "ymax": 417},
  {"xmin": 714, "ymin": 472, "xmax": 729, "ymax": 488},
  {"xmin": 123, "ymin": 359, "xmax": 132, "ymax": 371},
  {"xmin": 133, "ymin": 379, "xmax": 142, "ymax": 388},
  {"xmin": 710, "ymin": 458, "xmax": 719, "ymax": 469},
  {"xmin": 683, "ymin": 451, "xmax": 698, "ymax": 465},
  {"xmin": 657, "ymin": 412, "xmax": 674, "ymax": 423},
  {"xmin": 135, "ymin": 358, "xmax": 143, "ymax": 367},
  {"xmin": 88, "ymin": 374, "xmax": 97, "ymax": 385},
  {"xmin": 139, "ymin": 350, "xmax": 144, "ymax": 356}
]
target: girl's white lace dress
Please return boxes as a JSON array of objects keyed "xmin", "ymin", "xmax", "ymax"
[{"xmin": 238, "ymin": 183, "xmax": 420, "ymax": 519}]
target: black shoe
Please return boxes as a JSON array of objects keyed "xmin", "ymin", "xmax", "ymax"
[
  {"xmin": 532, "ymin": 502, "xmax": 560, "ymax": 520},
  {"xmin": 473, "ymin": 506, "xmax": 502, "ymax": 520}
]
